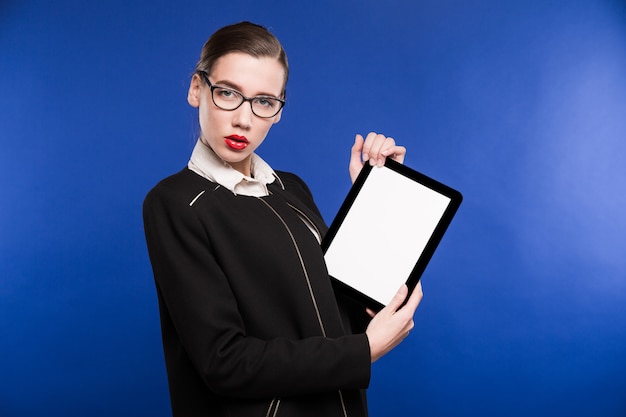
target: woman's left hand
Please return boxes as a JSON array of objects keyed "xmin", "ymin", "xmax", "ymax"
[{"xmin": 349, "ymin": 132, "xmax": 407, "ymax": 183}]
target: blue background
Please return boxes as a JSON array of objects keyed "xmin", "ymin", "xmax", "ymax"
[{"xmin": 2, "ymin": 1, "xmax": 625, "ymax": 416}]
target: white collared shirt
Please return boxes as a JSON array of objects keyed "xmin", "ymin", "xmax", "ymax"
[
  {"xmin": 188, "ymin": 139, "xmax": 284, "ymax": 197},
  {"xmin": 187, "ymin": 139, "xmax": 320, "ymax": 242}
]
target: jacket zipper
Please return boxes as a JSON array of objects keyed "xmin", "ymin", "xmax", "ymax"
[
  {"xmin": 265, "ymin": 398, "xmax": 281, "ymax": 417},
  {"xmin": 266, "ymin": 190, "xmax": 323, "ymax": 242},
  {"xmin": 257, "ymin": 198, "xmax": 327, "ymax": 337},
  {"xmin": 257, "ymin": 198, "xmax": 349, "ymax": 417},
  {"xmin": 286, "ymin": 202, "xmax": 323, "ymax": 242}
]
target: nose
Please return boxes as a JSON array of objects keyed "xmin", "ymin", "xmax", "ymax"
[{"xmin": 231, "ymin": 100, "xmax": 253, "ymax": 129}]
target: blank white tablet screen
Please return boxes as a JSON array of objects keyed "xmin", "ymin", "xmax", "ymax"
[{"xmin": 324, "ymin": 165, "xmax": 451, "ymax": 306}]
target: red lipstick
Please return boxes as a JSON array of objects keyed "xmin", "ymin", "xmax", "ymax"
[{"xmin": 224, "ymin": 135, "xmax": 249, "ymax": 151}]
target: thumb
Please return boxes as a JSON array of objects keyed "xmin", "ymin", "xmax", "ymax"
[
  {"xmin": 350, "ymin": 134, "xmax": 364, "ymax": 160},
  {"xmin": 349, "ymin": 134, "xmax": 365, "ymax": 183},
  {"xmin": 385, "ymin": 284, "xmax": 409, "ymax": 313}
]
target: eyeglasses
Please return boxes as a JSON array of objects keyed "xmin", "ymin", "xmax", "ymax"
[{"xmin": 198, "ymin": 71, "xmax": 285, "ymax": 118}]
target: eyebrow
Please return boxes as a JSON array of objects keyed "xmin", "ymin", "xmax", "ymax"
[{"xmin": 213, "ymin": 79, "xmax": 282, "ymax": 99}]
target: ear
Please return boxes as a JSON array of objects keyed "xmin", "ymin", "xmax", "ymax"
[{"xmin": 187, "ymin": 74, "xmax": 202, "ymax": 108}]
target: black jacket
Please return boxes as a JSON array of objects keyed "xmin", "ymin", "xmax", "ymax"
[{"xmin": 143, "ymin": 168, "xmax": 371, "ymax": 417}]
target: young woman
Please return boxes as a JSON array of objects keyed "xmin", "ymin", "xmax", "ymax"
[{"xmin": 143, "ymin": 21, "xmax": 422, "ymax": 417}]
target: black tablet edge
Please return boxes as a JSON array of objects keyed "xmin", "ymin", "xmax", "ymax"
[
  {"xmin": 321, "ymin": 163, "xmax": 372, "ymax": 252},
  {"xmin": 322, "ymin": 159, "xmax": 463, "ymax": 312},
  {"xmin": 331, "ymin": 276, "xmax": 385, "ymax": 312},
  {"xmin": 402, "ymin": 182, "xmax": 463, "ymax": 304}
]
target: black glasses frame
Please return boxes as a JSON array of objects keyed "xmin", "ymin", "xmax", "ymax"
[{"xmin": 198, "ymin": 71, "xmax": 285, "ymax": 118}]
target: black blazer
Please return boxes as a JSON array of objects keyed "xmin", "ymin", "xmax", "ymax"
[{"xmin": 143, "ymin": 168, "xmax": 371, "ymax": 417}]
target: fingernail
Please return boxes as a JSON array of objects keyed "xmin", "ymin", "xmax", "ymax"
[{"xmin": 363, "ymin": 153, "xmax": 369, "ymax": 162}]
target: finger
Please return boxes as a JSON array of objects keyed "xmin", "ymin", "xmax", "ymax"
[
  {"xmin": 365, "ymin": 308, "xmax": 377, "ymax": 318},
  {"xmin": 367, "ymin": 134, "xmax": 400, "ymax": 167},
  {"xmin": 360, "ymin": 132, "xmax": 377, "ymax": 164},
  {"xmin": 349, "ymin": 134, "xmax": 365, "ymax": 183},
  {"xmin": 402, "ymin": 281, "xmax": 424, "ymax": 312},
  {"xmin": 385, "ymin": 284, "xmax": 409, "ymax": 313},
  {"xmin": 351, "ymin": 134, "xmax": 364, "ymax": 158},
  {"xmin": 381, "ymin": 145, "xmax": 407, "ymax": 164},
  {"xmin": 372, "ymin": 136, "xmax": 390, "ymax": 167},
  {"xmin": 406, "ymin": 319, "xmax": 415, "ymax": 333},
  {"xmin": 364, "ymin": 133, "xmax": 389, "ymax": 167}
]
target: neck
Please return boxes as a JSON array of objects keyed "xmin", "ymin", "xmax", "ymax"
[{"xmin": 228, "ymin": 157, "xmax": 252, "ymax": 177}]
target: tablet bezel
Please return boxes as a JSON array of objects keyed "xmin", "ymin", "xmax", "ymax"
[{"xmin": 321, "ymin": 159, "xmax": 463, "ymax": 311}]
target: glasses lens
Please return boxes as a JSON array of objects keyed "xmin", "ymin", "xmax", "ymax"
[
  {"xmin": 252, "ymin": 97, "xmax": 283, "ymax": 118},
  {"xmin": 212, "ymin": 87, "xmax": 243, "ymax": 110},
  {"xmin": 211, "ymin": 85, "xmax": 283, "ymax": 118}
]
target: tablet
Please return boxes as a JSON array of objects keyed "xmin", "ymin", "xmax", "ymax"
[{"xmin": 321, "ymin": 159, "xmax": 462, "ymax": 311}]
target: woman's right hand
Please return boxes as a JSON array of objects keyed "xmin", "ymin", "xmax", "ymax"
[
  {"xmin": 364, "ymin": 282, "xmax": 423, "ymax": 363},
  {"xmin": 349, "ymin": 132, "xmax": 407, "ymax": 184}
]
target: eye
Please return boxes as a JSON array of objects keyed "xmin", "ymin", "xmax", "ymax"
[
  {"xmin": 216, "ymin": 88, "xmax": 239, "ymax": 101},
  {"xmin": 254, "ymin": 97, "xmax": 277, "ymax": 108}
]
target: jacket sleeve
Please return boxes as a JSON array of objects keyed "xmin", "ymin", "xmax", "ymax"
[{"xmin": 142, "ymin": 183, "xmax": 371, "ymax": 400}]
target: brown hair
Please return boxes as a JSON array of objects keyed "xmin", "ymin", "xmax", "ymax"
[{"xmin": 194, "ymin": 21, "xmax": 289, "ymax": 95}]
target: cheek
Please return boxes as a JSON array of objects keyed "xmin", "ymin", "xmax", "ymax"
[
  {"xmin": 198, "ymin": 105, "xmax": 223, "ymax": 132},
  {"xmin": 254, "ymin": 122, "xmax": 275, "ymax": 144}
]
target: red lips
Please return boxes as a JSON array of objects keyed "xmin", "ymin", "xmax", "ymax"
[{"xmin": 224, "ymin": 135, "xmax": 249, "ymax": 151}]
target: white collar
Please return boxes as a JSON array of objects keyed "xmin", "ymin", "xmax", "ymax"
[{"xmin": 187, "ymin": 139, "xmax": 284, "ymax": 197}]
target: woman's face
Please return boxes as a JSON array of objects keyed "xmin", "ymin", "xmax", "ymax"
[{"xmin": 188, "ymin": 52, "xmax": 285, "ymax": 176}]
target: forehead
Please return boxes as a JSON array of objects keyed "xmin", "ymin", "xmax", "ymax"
[{"xmin": 210, "ymin": 52, "xmax": 286, "ymax": 96}]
